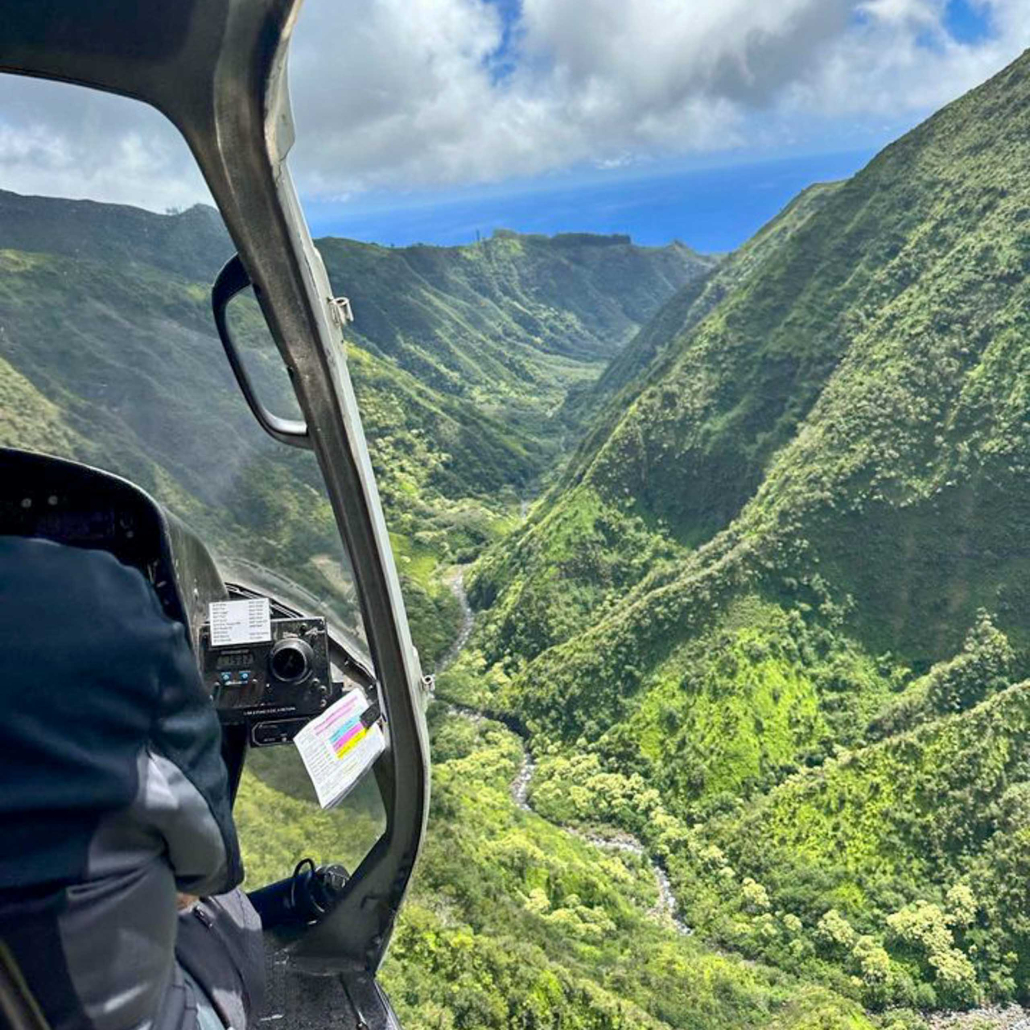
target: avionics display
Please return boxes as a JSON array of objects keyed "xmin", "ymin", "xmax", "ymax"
[{"xmin": 199, "ymin": 615, "xmax": 342, "ymax": 747}]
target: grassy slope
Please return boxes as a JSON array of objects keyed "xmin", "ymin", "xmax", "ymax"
[
  {"xmin": 465, "ymin": 181, "xmax": 844, "ymax": 670},
  {"xmin": 439, "ymin": 47, "xmax": 1030, "ymax": 1018},
  {"xmin": 564, "ymin": 181, "xmax": 844, "ymax": 432},
  {"xmin": 466, "ymin": 47, "xmax": 1030, "ymax": 702}
]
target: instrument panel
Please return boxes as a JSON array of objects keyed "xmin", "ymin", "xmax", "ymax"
[
  {"xmin": 199, "ymin": 615, "xmax": 347, "ymax": 747},
  {"xmin": 0, "ymin": 449, "xmax": 376, "ymax": 756},
  {"xmin": 0, "ymin": 448, "xmax": 202, "ymax": 631}
]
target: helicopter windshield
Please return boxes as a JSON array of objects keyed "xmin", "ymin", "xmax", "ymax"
[
  {"xmin": 0, "ymin": 0, "xmax": 430, "ymax": 1003},
  {"xmin": 0, "ymin": 76, "xmax": 386, "ymax": 904},
  {"xmin": 0, "ymin": 11, "xmax": 439, "ymax": 1030},
  {"xmin": 0, "ymin": 92, "xmax": 366, "ymax": 648}
]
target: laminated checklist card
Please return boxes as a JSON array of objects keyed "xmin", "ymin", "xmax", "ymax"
[{"xmin": 293, "ymin": 687, "xmax": 386, "ymax": 809}]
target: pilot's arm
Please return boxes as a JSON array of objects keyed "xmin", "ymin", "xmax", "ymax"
[
  {"xmin": 0, "ymin": 536, "xmax": 248, "ymax": 1030},
  {"xmin": 0, "ymin": 535, "xmax": 242, "ymax": 896},
  {"xmin": 144, "ymin": 610, "xmax": 243, "ymax": 897}
]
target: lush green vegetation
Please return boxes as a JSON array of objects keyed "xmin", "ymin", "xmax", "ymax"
[
  {"xmin": 0, "ymin": 201, "xmax": 701, "ymax": 664},
  {"xmin": 8, "ymin": 44, "xmax": 1030, "ymax": 1030},
  {"xmin": 435, "ymin": 47, "xmax": 1030, "ymax": 1027},
  {"xmin": 241, "ymin": 705, "xmax": 878, "ymax": 1030},
  {"xmin": 512, "ymin": 612, "xmax": 1030, "ymax": 1013}
]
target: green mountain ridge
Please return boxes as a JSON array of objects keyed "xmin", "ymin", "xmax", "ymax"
[
  {"xmin": 0, "ymin": 189, "xmax": 231, "ymax": 281},
  {"xmin": 439, "ymin": 44, "xmax": 1030, "ymax": 1019},
  {"xmin": 0, "ymin": 204, "xmax": 704, "ymax": 662}
]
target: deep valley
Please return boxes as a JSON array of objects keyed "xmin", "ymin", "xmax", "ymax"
[{"xmin": 6, "ymin": 44, "xmax": 1030, "ymax": 1030}]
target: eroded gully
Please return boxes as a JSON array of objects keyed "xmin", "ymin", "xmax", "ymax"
[{"xmin": 436, "ymin": 568, "xmax": 691, "ymax": 936}]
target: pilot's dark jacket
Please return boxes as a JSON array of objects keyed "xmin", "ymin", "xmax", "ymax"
[{"xmin": 0, "ymin": 536, "xmax": 244, "ymax": 1030}]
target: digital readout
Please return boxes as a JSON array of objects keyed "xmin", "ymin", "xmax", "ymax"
[{"xmin": 215, "ymin": 650, "xmax": 254, "ymax": 671}]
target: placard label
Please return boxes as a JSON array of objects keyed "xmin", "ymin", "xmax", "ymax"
[
  {"xmin": 208, "ymin": 598, "xmax": 272, "ymax": 647},
  {"xmin": 294, "ymin": 688, "xmax": 385, "ymax": 809}
]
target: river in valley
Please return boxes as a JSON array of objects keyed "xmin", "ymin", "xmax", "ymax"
[{"xmin": 437, "ymin": 568, "xmax": 691, "ymax": 936}]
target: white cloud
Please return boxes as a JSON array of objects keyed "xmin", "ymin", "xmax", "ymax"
[
  {"xmin": 785, "ymin": 0, "xmax": 1030, "ymax": 116},
  {"xmin": 859, "ymin": 0, "xmax": 939, "ymax": 27},
  {"xmin": 288, "ymin": 0, "xmax": 1030, "ymax": 193},
  {"xmin": 0, "ymin": 0, "xmax": 1027, "ymax": 210},
  {"xmin": 0, "ymin": 77, "xmax": 205, "ymax": 209}
]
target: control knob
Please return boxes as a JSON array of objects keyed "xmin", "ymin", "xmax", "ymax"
[{"xmin": 268, "ymin": 637, "xmax": 314, "ymax": 684}]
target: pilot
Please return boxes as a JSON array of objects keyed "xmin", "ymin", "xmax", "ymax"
[{"xmin": 0, "ymin": 535, "xmax": 264, "ymax": 1030}]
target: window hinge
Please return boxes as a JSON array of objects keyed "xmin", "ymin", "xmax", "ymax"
[{"xmin": 328, "ymin": 296, "xmax": 354, "ymax": 327}]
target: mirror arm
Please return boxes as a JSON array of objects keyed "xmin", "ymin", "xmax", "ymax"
[{"xmin": 212, "ymin": 254, "xmax": 311, "ymax": 449}]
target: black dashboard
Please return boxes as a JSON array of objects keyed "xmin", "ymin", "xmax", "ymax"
[
  {"xmin": 0, "ymin": 448, "xmax": 192, "ymax": 626},
  {"xmin": 0, "ymin": 449, "xmax": 355, "ymax": 759}
]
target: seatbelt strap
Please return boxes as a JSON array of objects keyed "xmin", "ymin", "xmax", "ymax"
[{"xmin": 0, "ymin": 941, "xmax": 51, "ymax": 1030}]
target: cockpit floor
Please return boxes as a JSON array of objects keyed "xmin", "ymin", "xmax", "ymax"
[{"xmin": 260, "ymin": 934, "xmax": 399, "ymax": 1030}]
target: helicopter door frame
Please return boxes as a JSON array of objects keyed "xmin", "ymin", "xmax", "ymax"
[{"xmin": 0, "ymin": 0, "xmax": 430, "ymax": 972}]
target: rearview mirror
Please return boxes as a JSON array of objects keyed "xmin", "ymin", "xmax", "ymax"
[{"xmin": 213, "ymin": 254, "xmax": 310, "ymax": 448}]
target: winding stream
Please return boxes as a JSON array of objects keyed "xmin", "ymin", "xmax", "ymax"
[
  {"xmin": 436, "ymin": 568, "xmax": 475, "ymax": 673},
  {"xmin": 433, "ymin": 571, "xmax": 1030, "ymax": 1023},
  {"xmin": 438, "ymin": 568, "xmax": 691, "ymax": 936}
]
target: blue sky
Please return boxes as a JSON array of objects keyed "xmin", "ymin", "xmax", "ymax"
[
  {"xmin": 943, "ymin": 0, "xmax": 993, "ymax": 42},
  {"xmin": 0, "ymin": 0, "xmax": 1023, "ymax": 251},
  {"xmin": 305, "ymin": 150, "xmax": 878, "ymax": 253}
]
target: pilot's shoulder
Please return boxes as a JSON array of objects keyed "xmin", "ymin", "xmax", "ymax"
[{"xmin": 0, "ymin": 535, "xmax": 164, "ymax": 624}]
